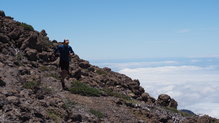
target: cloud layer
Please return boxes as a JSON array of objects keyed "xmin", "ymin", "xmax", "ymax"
[{"xmin": 119, "ymin": 65, "xmax": 219, "ymax": 118}]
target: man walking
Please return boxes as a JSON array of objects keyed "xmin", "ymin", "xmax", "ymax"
[{"xmin": 54, "ymin": 39, "xmax": 74, "ymax": 90}]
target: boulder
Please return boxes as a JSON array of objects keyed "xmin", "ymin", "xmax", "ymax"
[
  {"xmin": 88, "ymin": 67, "xmax": 95, "ymax": 72},
  {"xmin": 18, "ymin": 67, "xmax": 31, "ymax": 75},
  {"xmin": 0, "ymin": 10, "xmax": 5, "ymax": 17},
  {"xmin": 71, "ymin": 114, "xmax": 82, "ymax": 122},
  {"xmin": 169, "ymin": 99, "xmax": 178, "ymax": 109},
  {"xmin": 0, "ymin": 94, "xmax": 7, "ymax": 109},
  {"xmin": 20, "ymin": 32, "xmax": 38, "ymax": 50},
  {"xmin": 0, "ymin": 33, "xmax": 10, "ymax": 43},
  {"xmin": 40, "ymin": 29, "xmax": 47, "ymax": 36},
  {"xmin": 25, "ymin": 48, "xmax": 38, "ymax": 61},
  {"xmin": 8, "ymin": 28, "xmax": 21, "ymax": 40},
  {"xmin": 133, "ymin": 79, "xmax": 140, "ymax": 86},
  {"xmin": 38, "ymin": 51, "xmax": 51, "ymax": 62},
  {"xmin": 103, "ymin": 67, "xmax": 111, "ymax": 72},
  {"xmin": 141, "ymin": 92, "xmax": 150, "ymax": 102},
  {"xmin": 7, "ymin": 96, "xmax": 19, "ymax": 105},
  {"xmin": 197, "ymin": 115, "xmax": 217, "ymax": 123},
  {"xmin": 0, "ymin": 78, "xmax": 6, "ymax": 87},
  {"xmin": 156, "ymin": 94, "xmax": 178, "ymax": 109},
  {"xmin": 156, "ymin": 94, "xmax": 171, "ymax": 107},
  {"xmin": 71, "ymin": 69, "xmax": 82, "ymax": 80},
  {"xmin": 79, "ymin": 61, "xmax": 90, "ymax": 69}
]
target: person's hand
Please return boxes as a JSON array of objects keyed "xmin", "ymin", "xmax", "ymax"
[{"xmin": 69, "ymin": 53, "xmax": 74, "ymax": 57}]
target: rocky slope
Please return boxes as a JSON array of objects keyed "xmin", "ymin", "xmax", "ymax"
[{"xmin": 0, "ymin": 10, "xmax": 218, "ymax": 123}]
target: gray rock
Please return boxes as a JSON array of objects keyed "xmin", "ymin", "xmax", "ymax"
[
  {"xmin": 8, "ymin": 28, "xmax": 21, "ymax": 40},
  {"xmin": 0, "ymin": 10, "xmax": 5, "ymax": 17},
  {"xmin": 25, "ymin": 48, "xmax": 38, "ymax": 61},
  {"xmin": 79, "ymin": 61, "xmax": 90, "ymax": 69},
  {"xmin": 0, "ymin": 78, "xmax": 6, "ymax": 87},
  {"xmin": 0, "ymin": 33, "xmax": 10, "ymax": 43}
]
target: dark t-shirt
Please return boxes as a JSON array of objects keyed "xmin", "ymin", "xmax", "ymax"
[{"xmin": 54, "ymin": 45, "xmax": 74, "ymax": 62}]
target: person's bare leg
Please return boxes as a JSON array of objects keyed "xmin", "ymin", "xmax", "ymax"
[{"xmin": 60, "ymin": 70, "xmax": 68, "ymax": 90}]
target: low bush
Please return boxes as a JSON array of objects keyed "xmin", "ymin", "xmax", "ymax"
[
  {"xmin": 46, "ymin": 73, "xmax": 60, "ymax": 80},
  {"xmin": 104, "ymin": 88, "xmax": 130, "ymax": 100},
  {"xmin": 47, "ymin": 109, "xmax": 63, "ymax": 122},
  {"xmin": 20, "ymin": 22, "xmax": 34, "ymax": 31},
  {"xmin": 62, "ymin": 99, "xmax": 77, "ymax": 109},
  {"xmin": 165, "ymin": 107, "xmax": 194, "ymax": 117},
  {"xmin": 23, "ymin": 81, "xmax": 39, "ymax": 89},
  {"xmin": 69, "ymin": 81, "xmax": 102, "ymax": 96},
  {"xmin": 89, "ymin": 109, "xmax": 105, "ymax": 118},
  {"xmin": 96, "ymin": 69, "xmax": 107, "ymax": 75},
  {"xmin": 39, "ymin": 66, "xmax": 49, "ymax": 71}
]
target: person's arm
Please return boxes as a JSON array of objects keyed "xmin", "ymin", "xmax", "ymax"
[{"xmin": 69, "ymin": 46, "xmax": 75, "ymax": 55}]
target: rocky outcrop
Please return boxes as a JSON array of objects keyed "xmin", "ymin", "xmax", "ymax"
[
  {"xmin": 0, "ymin": 10, "xmax": 5, "ymax": 17},
  {"xmin": 156, "ymin": 94, "xmax": 178, "ymax": 109},
  {"xmin": 0, "ymin": 10, "xmax": 218, "ymax": 123}
]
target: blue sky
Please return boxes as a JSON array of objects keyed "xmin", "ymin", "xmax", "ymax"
[{"xmin": 1, "ymin": 0, "xmax": 219, "ymax": 60}]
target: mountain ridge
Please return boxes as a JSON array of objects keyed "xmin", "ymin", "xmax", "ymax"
[{"xmin": 0, "ymin": 10, "xmax": 218, "ymax": 123}]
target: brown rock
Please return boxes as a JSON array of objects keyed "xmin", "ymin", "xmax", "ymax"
[
  {"xmin": 40, "ymin": 29, "xmax": 47, "ymax": 36},
  {"xmin": 0, "ymin": 78, "xmax": 6, "ymax": 87},
  {"xmin": 141, "ymin": 93, "xmax": 150, "ymax": 102},
  {"xmin": 0, "ymin": 94, "xmax": 7, "ymax": 109},
  {"xmin": 197, "ymin": 115, "xmax": 218, "ymax": 123},
  {"xmin": 25, "ymin": 48, "xmax": 38, "ymax": 61},
  {"xmin": 0, "ymin": 10, "xmax": 5, "ymax": 17},
  {"xmin": 38, "ymin": 51, "xmax": 51, "ymax": 62},
  {"xmin": 8, "ymin": 28, "xmax": 21, "ymax": 40},
  {"xmin": 79, "ymin": 61, "xmax": 90, "ymax": 69},
  {"xmin": 103, "ymin": 67, "xmax": 111, "ymax": 72},
  {"xmin": 7, "ymin": 96, "xmax": 19, "ymax": 104},
  {"xmin": 20, "ymin": 32, "xmax": 38, "ymax": 50},
  {"xmin": 169, "ymin": 98, "xmax": 178, "ymax": 109},
  {"xmin": 156, "ymin": 94, "xmax": 178, "ymax": 109},
  {"xmin": 0, "ymin": 33, "xmax": 10, "ymax": 43},
  {"xmin": 156, "ymin": 94, "xmax": 171, "ymax": 107}
]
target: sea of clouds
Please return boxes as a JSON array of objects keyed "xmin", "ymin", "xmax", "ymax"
[{"xmin": 91, "ymin": 57, "xmax": 219, "ymax": 118}]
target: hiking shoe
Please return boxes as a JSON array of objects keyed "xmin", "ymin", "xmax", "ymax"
[{"xmin": 63, "ymin": 87, "xmax": 69, "ymax": 91}]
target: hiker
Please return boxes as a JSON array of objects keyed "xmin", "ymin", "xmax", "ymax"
[{"xmin": 54, "ymin": 39, "xmax": 74, "ymax": 90}]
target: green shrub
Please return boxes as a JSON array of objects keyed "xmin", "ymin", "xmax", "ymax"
[
  {"xmin": 69, "ymin": 81, "xmax": 102, "ymax": 96},
  {"xmin": 16, "ymin": 52, "xmax": 23, "ymax": 61},
  {"xmin": 41, "ymin": 87, "xmax": 52, "ymax": 95},
  {"xmin": 165, "ymin": 107, "xmax": 194, "ymax": 117},
  {"xmin": 47, "ymin": 109, "xmax": 63, "ymax": 122},
  {"xmin": 15, "ymin": 52, "xmax": 23, "ymax": 66},
  {"xmin": 20, "ymin": 22, "xmax": 34, "ymax": 31},
  {"xmin": 179, "ymin": 110, "xmax": 194, "ymax": 117},
  {"xmin": 23, "ymin": 81, "xmax": 39, "ymax": 89},
  {"xmin": 89, "ymin": 109, "xmax": 105, "ymax": 118},
  {"xmin": 212, "ymin": 121, "xmax": 219, "ymax": 123},
  {"xmin": 46, "ymin": 73, "xmax": 60, "ymax": 80},
  {"xmin": 104, "ymin": 89, "xmax": 130, "ymax": 100},
  {"xmin": 39, "ymin": 66, "xmax": 49, "ymax": 71},
  {"xmin": 96, "ymin": 69, "xmax": 107, "ymax": 75},
  {"xmin": 62, "ymin": 99, "xmax": 77, "ymax": 109}
]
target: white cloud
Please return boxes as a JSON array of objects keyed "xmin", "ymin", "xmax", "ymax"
[
  {"xmin": 119, "ymin": 65, "xmax": 219, "ymax": 118},
  {"xmin": 96, "ymin": 60, "xmax": 179, "ymax": 70},
  {"xmin": 186, "ymin": 103, "xmax": 219, "ymax": 118}
]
